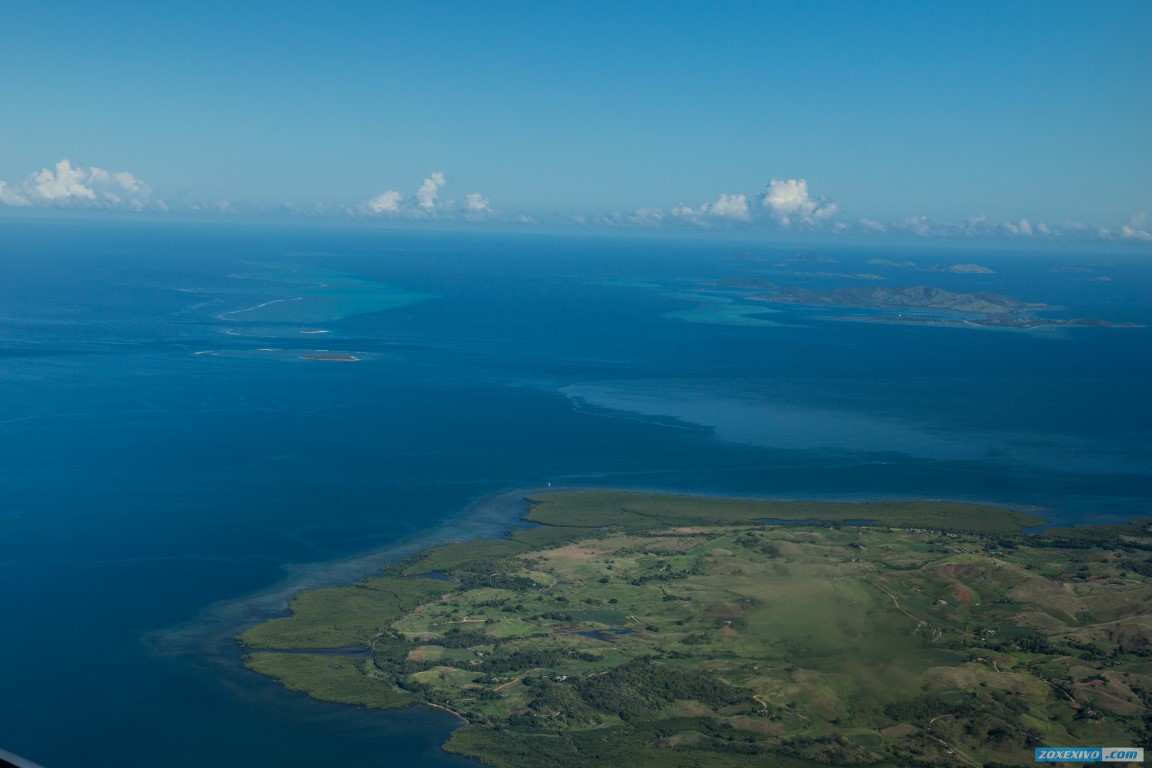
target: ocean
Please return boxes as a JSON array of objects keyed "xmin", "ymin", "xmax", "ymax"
[{"xmin": 1, "ymin": 219, "xmax": 1149, "ymax": 766}]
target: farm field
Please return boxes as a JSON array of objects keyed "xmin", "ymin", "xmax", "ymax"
[{"xmin": 241, "ymin": 492, "xmax": 1152, "ymax": 767}]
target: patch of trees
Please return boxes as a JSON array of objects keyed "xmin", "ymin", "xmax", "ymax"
[
  {"xmin": 1028, "ymin": 535, "xmax": 1152, "ymax": 553},
  {"xmin": 436, "ymin": 627, "xmax": 493, "ymax": 649},
  {"xmin": 446, "ymin": 718, "xmax": 774, "ymax": 768},
  {"xmin": 779, "ymin": 734, "xmax": 876, "ymax": 764},
  {"xmin": 480, "ymin": 647, "xmax": 565, "ymax": 674},
  {"xmin": 884, "ymin": 694, "xmax": 976, "ymax": 722},
  {"xmin": 628, "ymin": 571, "xmax": 690, "ymax": 586},
  {"xmin": 560, "ymin": 659, "xmax": 749, "ymax": 723},
  {"xmin": 456, "ymin": 572, "xmax": 540, "ymax": 592},
  {"xmin": 988, "ymin": 633, "xmax": 1056, "ymax": 654},
  {"xmin": 1126, "ymin": 558, "xmax": 1152, "ymax": 577},
  {"xmin": 395, "ymin": 676, "xmax": 433, "ymax": 694},
  {"xmin": 965, "ymin": 715, "xmax": 1042, "ymax": 748},
  {"xmin": 538, "ymin": 611, "xmax": 571, "ymax": 621},
  {"xmin": 1061, "ymin": 638, "xmax": 1109, "ymax": 661},
  {"xmin": 733, "ymin": 533, "xmax": 783, "ymax": 559},
  {"xmin": 525, "ymin": 682, "xmax": 599, "ymax": 725},
  {"xmin": 986, "ymin": 688, "xmax": 1029, "ymax": 717}
]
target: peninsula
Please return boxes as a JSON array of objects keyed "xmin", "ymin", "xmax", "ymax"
[{"xmin": 239, "ymin": 491, "xmax": 1152, "ymax": 767}]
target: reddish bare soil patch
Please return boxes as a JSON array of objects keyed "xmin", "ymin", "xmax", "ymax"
[
  {"xmin": 937, "ymin": 564, "xmax": 982, "ymax": 580},
  {"xmin": 702, "ymin": 602, "xmax": 745, "ymax": 619}
]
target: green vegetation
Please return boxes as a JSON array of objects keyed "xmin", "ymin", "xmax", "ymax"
[
  {"xmin": 522, "ymin": 490, "xmax": 1044, "ymax": 533},
  {"xmin": 239, "ymin": 491, "xmax": 1152, "ymax": 767},
  {"xmin": 239, "ymin": 576, "xmax": 450, "ymax": 649}
]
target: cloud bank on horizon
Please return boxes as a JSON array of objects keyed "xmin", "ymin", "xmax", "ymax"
[
  {"xmin": 658, "ymin": 179, "xmax": 840, "ymax": 229},
  {"xmin": 0, "ymin": 160, "xmax": 160, "ymax": 211},
  {"xmin": 1, "ymin": 159, "xmax": 1149, "ymax": 244},
  {"xmin": 589, "ymin": 176, "xmax": 1151, "ymax": 243},
  {"xmin": 357, "ymin": 171, "xmax": 493, "ymax": 220}
]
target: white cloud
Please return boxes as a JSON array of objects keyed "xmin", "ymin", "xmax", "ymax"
[
  {"xmin": 707, "ymin": 193, "xmax": 751, "ymax": 220},
  {"xmin": 365, "ymin": 190, "xmax": 402, "ymax": 214},
  {"xmin": 893, "ymin": 216, "xmax": 933, "ymax": 237},
  {"xmin": 114, "ymin": 171, "xmax": 142, "ymax": 194},
  {"xmin": 416, "ymin": 171, "xmax": 446, "ymax": 210},
  {"xmin": 1002, "ymin": 217, "xmax": 1034, "ymax": 237},
  {"xmin": 668, "ymin": 193, "xmax": 751, "ymax": 226},
  {"xmin": 761, "ymin": 178, "xmax": 840, "ymax": 228},
  {"xmin": 0, "ymin": 159, "xmax": 155, "ymax": 209},
  {"xmin": 357, "ymin": 171, "xmax": 496, "ymax": 220},
  {"xmin": 31, "ymin": 159, "xmax": 97, "ymax": 200},
  {"xmin": 599, "ymin": 207, "xmax": 667, "ymax": 227},
  {"xmin": 0, "ymin": 180, "xmax": 29, "ymax": 206},
  {"xmin": 533, "ymin": 192, "xmax": 1152, "ymax": 243},
  {"xmin": 465, "ymin": 192, "xmax": 490, "ymax": 213},
  {"xmin": 3, "ymin": 160, "xmax": 1146, "ymax": 248},
  {"xmin": 630, "ymin": 207, "xmax": 665, "ymax": 225},
  {"xmin": 1119, "ymin": 212, "xmax": 1152, "ymax": 242}
]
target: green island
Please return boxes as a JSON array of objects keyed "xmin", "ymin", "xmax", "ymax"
[{"xmin": 238, "ymin": 491, "xmax": 1152, "ymax": 767}]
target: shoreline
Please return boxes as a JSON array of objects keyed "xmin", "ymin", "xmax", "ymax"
[
  {"xmin": 145, "ymin": 484, "xmax": 1065, "ymax": 688},
  {"xmin": 150, "ymin": 485, "xmax": 1053, "ymax": 667},
  {"xmin": 424, "ymin": 703, "xmax": 470, "ymax": 725},
  {"xmin": 146, "ymin": 486, "xmax": 552, "ymax": 665},
  {"xmin": 231, "ymin": 490, "xmax": 1149, "ymax": 768},
  {"xmin": 139, "ymin": 484, "xmax": 1098, "ymax": 751}
]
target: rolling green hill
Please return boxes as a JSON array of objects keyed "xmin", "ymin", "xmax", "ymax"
[{"xmin": 239, "ymin": 492, "xmax": 1152, "ymax": 767}]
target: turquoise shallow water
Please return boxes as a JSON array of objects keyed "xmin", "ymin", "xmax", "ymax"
[{"xmin": 0, "ymin": 220, "xmax": 1149, "ymax": 766}]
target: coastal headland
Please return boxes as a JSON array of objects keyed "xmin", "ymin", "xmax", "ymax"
[{"xmin": 238, "ymin": 491, "xmax": 1152, "ymax": 767}]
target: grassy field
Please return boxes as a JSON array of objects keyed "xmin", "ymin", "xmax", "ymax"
[{"xmin": 238, "ymin": 492, "xmax": 1152, "ymax": 767}]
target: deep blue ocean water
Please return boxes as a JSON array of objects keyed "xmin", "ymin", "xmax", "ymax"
[{"xmin": 1, "ymin": 219, "xmax": 1149, "ymax": 766}]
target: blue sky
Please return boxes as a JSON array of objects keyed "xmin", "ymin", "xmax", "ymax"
[{"xmin": 1, "ymin": 1, "xmax": 1149, "ymax": 241}]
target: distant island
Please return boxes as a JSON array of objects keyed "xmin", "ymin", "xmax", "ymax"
[
  {"xmin": 751, "ymin": 285, "xmax": 1139, "ymax": 329},
  {"xmin": 299, "ymin": 352, "xmax": 359, "ymax": 361},
  {"xmin": 238, "ymin": 491, "xmax": 1152, "ymax": 767},
  {"xmin": 866, "ymin": 258, "xmax": 917, "ymax": 268},
  {"xmin": 863, "ymin": 259, "xmax": 993, "ymax": 273},
  {"xmin": 924, "ymin": 263, "xmax": 995, "ymax": 274},
  {"xmin": 755, "ymin": 285, "xmax": 1043, "ymax": 314}
]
